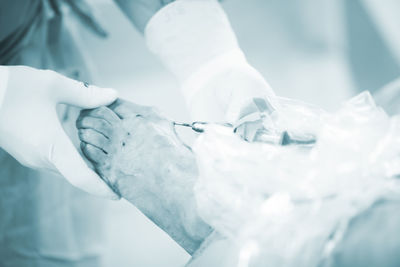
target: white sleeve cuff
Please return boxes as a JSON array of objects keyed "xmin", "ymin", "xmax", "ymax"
[
  {"xmin": 145, "ymin": 0, "xmax": 240, "ymax": 82},
  {"xmin": 145, "ymin": 0, "xmax": 277, "ymax": 123},
  {"xmin": 0, "ymin": 66, "xmax": 9, "ymax": 109}
]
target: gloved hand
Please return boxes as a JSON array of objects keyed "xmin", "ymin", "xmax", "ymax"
[
  {"xmin": 234, "ymin": 97, "xmax": 278, "ymax": 142},
  {"xmin": 0, "ymin": 65, "xmax": 119, "ymax": 199},
  {"xmin": 145, "ymin": 0, "xmax": 277, "ymax": 129}
]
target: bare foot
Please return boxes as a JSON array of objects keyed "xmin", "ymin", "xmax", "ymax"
[{"xmin": 76, "ymin": 99, "xmax": 212, "ymax": 254}]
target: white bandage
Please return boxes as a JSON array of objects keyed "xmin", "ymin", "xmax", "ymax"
[
  {"xmin": 145, "ymin": 0, "xmax": 277, "ymax": 123},
  {"xmin": 0, "ymin": 66, "xmax": 9, "ymax": 109}
]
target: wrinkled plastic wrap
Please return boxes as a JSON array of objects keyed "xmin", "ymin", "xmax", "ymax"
[{"xmin": 193, "ymin": 92, "xmax": 400, "ymax": 267}]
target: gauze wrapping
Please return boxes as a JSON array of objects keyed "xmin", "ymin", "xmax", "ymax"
[
  {"xmin": 0, "ymin": 66, "xmax": 9, "ymax": 109},
  {"xmin": 145, "ymin": 0, "xmax": 277, "ymax": 123},
  {"xmin": 192, "ymin": 92, "xmax": 400, "ymax": 266}
]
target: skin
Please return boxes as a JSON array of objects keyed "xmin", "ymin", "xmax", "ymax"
[{"xmin": 76, "ymin": 99, "xmax": 212, "ymax": 255}]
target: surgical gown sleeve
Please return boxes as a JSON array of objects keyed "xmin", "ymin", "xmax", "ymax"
[
  {"xmin": 145, "ymin": 0, "xmax": 277, "ymax": 123},
  {"xmin": 0, "ymin": 66, "xmax": 9, "ymax": 108}
]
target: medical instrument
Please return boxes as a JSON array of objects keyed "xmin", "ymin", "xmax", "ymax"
[
  {"xmin": 174, "ymin": 96, "xmax": 316, "ymax": 146},
  {"xmin": 174, "ymin": 121, "xmax": 233, "ymax": 133},
  {"xmin": 174, "ymin": 121, "xmax": 316, "ymax": 147}
]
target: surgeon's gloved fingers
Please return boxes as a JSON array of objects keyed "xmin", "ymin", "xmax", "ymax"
[
  {"xmin": 51, "ymin": 127, "xmax": 119, "ymax": 200},
  {"xmin": 52, "ymin": 72, "xmax": 118, "ymax": 108}
]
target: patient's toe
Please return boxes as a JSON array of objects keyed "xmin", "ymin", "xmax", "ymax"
[
  {"xmin": 78, "ymin": 129, "xmax": 109, "ymax": 153},
  {"xmin": 108, "ymin": 99, "xmax": 155, "ymax": 119},
  {"xmin": 80, "ymin": 106, "xmax": 120, "ymax": 125},
  {"xmin": 77, "ymin": 116, "xmax": 113, "ymax": 139},
  {"xmin": 81, "ymin": 142, "xmax": 108, "ymax": 164}
]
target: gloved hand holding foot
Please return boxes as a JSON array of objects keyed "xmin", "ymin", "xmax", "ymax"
[
  {"xmin": 77, "ymin": 99, "xmax": 212, "ymax": 254},
  {"xmin": 0, "ymin": 65, "xmax": 119, "ymax": 199}
]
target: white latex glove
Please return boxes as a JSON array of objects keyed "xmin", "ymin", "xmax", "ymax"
[
  {"xmin": 145, "ymin": 0, "xmax": 278, "ymax": 125},
  {"xmin": 0, "ymin": 65, "xmax": 119, "ymax": 200}
]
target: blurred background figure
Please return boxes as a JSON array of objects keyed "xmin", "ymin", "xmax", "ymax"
[{"xmin": 1, "ymin": 0, "xmax": 399, "ymax": 266}]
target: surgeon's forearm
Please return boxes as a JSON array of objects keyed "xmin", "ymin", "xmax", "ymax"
[
  {"xmin": 0, "ymin": 66, "xmax": 9, "ymax": 109},
  {"xmin": 115, "ymin": 149, "xmax": 212, "ymax": 255},
  {"xmin": 145, "ymin": 0, "xmax": 277, "ymax": 123}
]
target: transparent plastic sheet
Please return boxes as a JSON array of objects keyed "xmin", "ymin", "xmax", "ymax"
[{"xmin": 193, "ymin": 91, "xmax": 400, "ymax": 267}]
